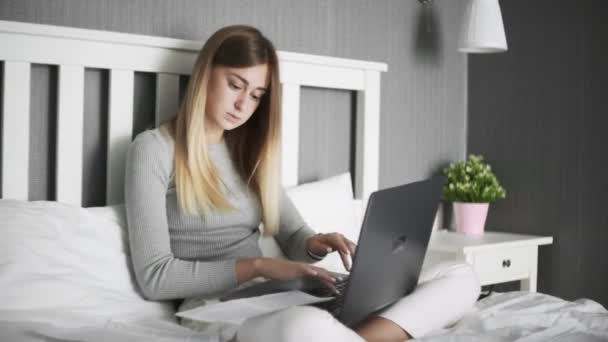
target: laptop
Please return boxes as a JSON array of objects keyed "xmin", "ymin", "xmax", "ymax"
[{"xmin": 220, "ymin": 176, "xmax": 445, "ymax": 327}]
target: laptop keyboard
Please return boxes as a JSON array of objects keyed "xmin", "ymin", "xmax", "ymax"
[{"xmin": 307, "ymin": 275, "xmax": 349, "ymax": 317}]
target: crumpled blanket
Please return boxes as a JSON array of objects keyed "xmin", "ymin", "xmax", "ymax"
[{"xmin": 417, "ymin": 291, "xmax": 608, "ymax": 342}]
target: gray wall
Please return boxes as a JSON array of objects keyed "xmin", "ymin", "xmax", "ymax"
[
  {"xmin": 468, "ymin": 0, "xmax": 608, "ymax": 307},
  {"xmin": 0, "ymin": 0, "xmax": 467, "ymax": 206}
]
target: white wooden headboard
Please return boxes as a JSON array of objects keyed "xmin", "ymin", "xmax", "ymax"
[{"xmin": 0, "ymin": 20, "xmax": 387, "ymax": 207}]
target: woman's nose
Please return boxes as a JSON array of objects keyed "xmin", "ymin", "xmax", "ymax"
[
  {"xmin": 234, "ymin": 100, "xmax": 242, "ymax": 111},
  {"xmin": 234, "ymin": 94, "xmax": 245, "ymax": 111}
]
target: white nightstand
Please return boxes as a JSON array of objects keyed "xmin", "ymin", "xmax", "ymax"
[{"xmin": 425, "ymin": 230, "xmax": 553, "ymax": 292}]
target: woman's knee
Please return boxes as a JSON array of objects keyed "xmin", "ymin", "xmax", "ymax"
[
  {"xmin": 423, "ymin": 262, "xmax": 480, "ymax": 298},
  {"xmin": 237, "ymin": 306, "xmax": 350, "ymax": 342},
  {"xmin": 278, "ymin": 306, "xmax": 336, "ymax": 335},
  {"xmin": 439, "ymin": 262, "xmax": 481, "ymax": 304}
]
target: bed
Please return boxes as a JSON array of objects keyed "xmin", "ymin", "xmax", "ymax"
[{"xmin": 1, "ymin": 20, "xmax": 607, "ymax": 342}]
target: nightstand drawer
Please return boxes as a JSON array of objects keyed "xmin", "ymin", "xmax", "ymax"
[{"xmin": 471, "ymin": 247, "xmax": 531, "ymax": 285}]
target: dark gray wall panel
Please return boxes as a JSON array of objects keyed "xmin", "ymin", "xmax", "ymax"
[
  {"xmin": 28, "ymin": 64, "xmax": 57, "ymax": 201},
  {"xmin": 580, "ymin": 0, "xmax": 608, "ymax": 307},
  {"xmin": 468, "ymin": 0, "xmax": 608, "ymax": 306},
  {"xmin": 132, "ymin": 72, "xmax": 156, "ymax": 138},
  {"xmin": 82, "ymin": 69, "xmax": 108, "ymax": 207},
  {"xmin": 0, "ymin": 62, "xmax": 3, "ymax": 195},
  {"xmin": 298, "ymin": 87, "xmax": 353, "ymax": 184}
]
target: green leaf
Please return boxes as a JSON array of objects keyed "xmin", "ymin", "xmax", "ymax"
[{"xmin": 442, "ymin": 154, "xmax": 506, "ymax": 203}]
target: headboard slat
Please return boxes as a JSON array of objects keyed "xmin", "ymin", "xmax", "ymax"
[
  {"xmin": 155, "ymin": 73, "xmax": 180, "ymax": 126},
  {"xmin": 56, "ymin": 65, "xmax": 85, "ymax": 205},
  {"xmin": 355, "ymin": 70, "xmax": 381, "ymax": 204},
  {"xmin": 0, "ymin": 31, "xmax": 197, "ymax": 75},
  {"xmin": 280, "ymin": 83, "xmax": 301, "ymax": 187},
  {"xmin": 107, "ymin": 69, "xmax": 135, "ymax": 205},
  {"xmin": 280, "ymin": 61, "xmax": 365, "ymax": 90},
  {"xmin": 1, "ymin": 61, "xmax": 31, "ymax": 200}
]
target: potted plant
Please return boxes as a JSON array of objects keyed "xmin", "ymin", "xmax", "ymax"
[{"xmin": 443, "ymin": 154, "xmax": 506, "ymax": 235}]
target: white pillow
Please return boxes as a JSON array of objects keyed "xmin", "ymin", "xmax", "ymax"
[
  {"xmin": 286, "ymin": 173, "xmax": 360, "ymax": 273},
  {"xmin": 0, "ymin": 200, "xmax": 174, "ymax": 321}
]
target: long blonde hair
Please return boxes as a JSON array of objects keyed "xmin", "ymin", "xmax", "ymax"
[{"xmin": 162, "ymin": 25, "xmax": 282, "ymax": 236}]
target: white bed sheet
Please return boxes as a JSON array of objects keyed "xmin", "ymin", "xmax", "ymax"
[
  {"xmin": 2, "ymin": 291, "xmax": 607, "ymax": 342},
  {"xmin": 0, "ymin": 309, "xmax": 216, "ymax": 342},
  {"xmin": 418, "ymin": 291, "xmax": 608, "ymax": 342}
]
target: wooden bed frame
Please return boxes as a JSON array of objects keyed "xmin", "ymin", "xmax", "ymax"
[{"xmin": 0, "ymin": 20, "xmax": 387, "ymax": 207}]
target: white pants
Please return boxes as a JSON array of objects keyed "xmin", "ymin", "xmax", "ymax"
[{"xmin": 181, "ymin": 261, "xmax": 480, "ymax": 341}]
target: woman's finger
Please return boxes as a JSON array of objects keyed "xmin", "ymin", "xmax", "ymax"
[
  {"xmin": 319, "ymin": 233, "xmax": 351, "ymax": 271},
  {"xmin": 310, "ymin": 265, "xmax": 336, "ymax": 284},
  {"xmin": 311, "ymin": 239, "xmax": 334, "ymax": 256},
  {"xmin": 320, "ymin": 280, "xmax": 339, "ymax": 295},
  {"xmin": 346, "ymin": 239, "xmax": 357, "ymax": 255},
  {"xmin": 309, "ymin": 266, "xmax": 340, "ymax": 294},
  {"xmin": 305, "ymin": 266, "xmax": 319, "ymax": 277},
  {"xmin": 335, "ymin": 233, "xmax": 352, "ymax": 254},
  {"xmin": 302, "ymin": 264, "xmax": 332, "ymax": 282},
  {"xmin": 329, "ymin": 234, "xmax": 352, "ymax": 271}
]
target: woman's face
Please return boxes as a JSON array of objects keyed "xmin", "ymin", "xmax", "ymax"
[{"xmin": 205, "ymin": 64, "xmax": 269, "ymax": 136}]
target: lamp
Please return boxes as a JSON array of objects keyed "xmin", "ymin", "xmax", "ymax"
[{"xmin": 459, "ymin": 0, "xmax": 507, "ymax": 53}]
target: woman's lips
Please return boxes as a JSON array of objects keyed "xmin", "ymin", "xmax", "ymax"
[{"xmin": 225, "ymin": 112, "xmax": 240, "ymax": 122}]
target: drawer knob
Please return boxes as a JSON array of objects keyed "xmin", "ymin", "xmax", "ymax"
[{"xmin": 502, "ymin": 259, "xmax": 511, "ymax": 268}]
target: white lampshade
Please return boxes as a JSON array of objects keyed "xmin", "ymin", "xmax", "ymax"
[{"xmin": 459, "ymin": 0, "xmax": 508, "ymax": 53}]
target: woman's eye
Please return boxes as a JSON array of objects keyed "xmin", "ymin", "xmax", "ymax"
[
  {"xmin": 229, "ymin": 83, "xmax": 241, "ymax": 90},
  {"xmin": 251, "ymin": 95, "xmax": 261, "ymax": 101}
]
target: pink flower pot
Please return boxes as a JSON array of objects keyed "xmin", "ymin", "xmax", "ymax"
[{"xmin": 453, "ymin": 202, "xmax": 489, "ymax": 235}]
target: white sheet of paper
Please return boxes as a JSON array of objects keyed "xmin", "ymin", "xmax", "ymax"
[{"xmin": 175, "ymin": 290, "xmax": 334, "ymax": 324}]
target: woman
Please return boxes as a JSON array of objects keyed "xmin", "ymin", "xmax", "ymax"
[{"xmin": 125, "ymin": 25, "xmax": 479, "ymax": 342}]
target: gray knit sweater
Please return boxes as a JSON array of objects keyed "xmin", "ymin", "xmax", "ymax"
[{"xmin": 125, "ymin": 128, "xmax": 318, "ymax": 301}]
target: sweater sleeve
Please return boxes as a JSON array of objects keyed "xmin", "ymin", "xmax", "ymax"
[
  {"xmin": 124, "ymin": 131, "xmax": 238, "ymax": 301},
  {"xmin": 273, "ymin": 187, "xmax": 320, "ymax": 263}
]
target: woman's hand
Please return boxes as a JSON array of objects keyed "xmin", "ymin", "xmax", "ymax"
[
  {"xmin": 306, "ymin": 233, "xmax": 357, "ymax": 271},
  {"xmin": 251, "ymin": 257, "xmax": 338, "ymax": 293}
]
